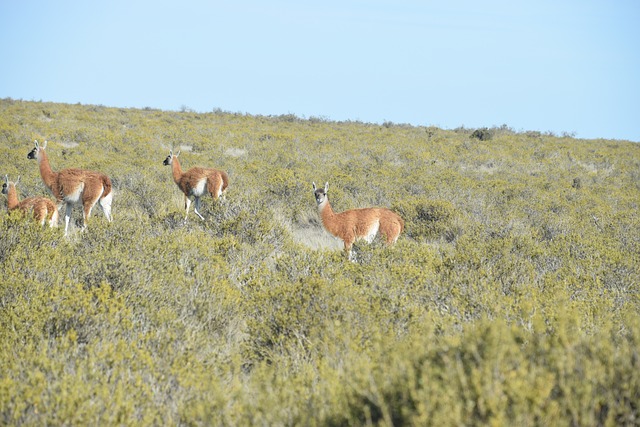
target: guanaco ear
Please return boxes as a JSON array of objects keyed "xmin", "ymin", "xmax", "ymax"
[
  {"xmin": 169, "ymin": 149, "xmax": 173, "ymax": 157},
  {"xmin": 312, "ymin": 182, "xmax": 317, "ymax": 191},
  {"xmin": 42, "ymin": 140, "xmax": 47, "ymax": 149},
  {"xmin": 34, "ymin": 140, "xmax": 39, "ymax": 149},
  {"xmin": 15, "ymin": 176, "xmax": 20, "ymax": 185},
  {"xmin": 324, "ymin": 182, "xmax": 329, "ymax": 194},
  {"xmin": 175, "ymin": 150, "xmax": 181, "ymax": 158},
  {"xmin": 4, "ymin": 175, "xmax": 7, "ymax": 184}
]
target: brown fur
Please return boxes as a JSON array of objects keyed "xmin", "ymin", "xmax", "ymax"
[
  {"xmin": 27, "ymin": 140, "xmax": 113, "ymax": 234},
  {"xmin": 163, "ymin": 150, "xmax": 229, "ymax": 220},
  {"xmin": 313, "ymin": 182, "xmax": 404, "ymax": 259},
  {"xmin": 2, "ymin": 177, "xmax": 59, "ymax": 227}
]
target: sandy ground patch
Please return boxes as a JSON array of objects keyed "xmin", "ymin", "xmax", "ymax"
[
  {"xmin": 224, "ymin": 147, "xmax": 248, "ymax": 158},
  {"xmin": 59, "ymin": 141, "xmax": 80, "ymax": 148},
  {"xmin": 291, "ymin": 225, "xmax": 343, "ymax": 250}
]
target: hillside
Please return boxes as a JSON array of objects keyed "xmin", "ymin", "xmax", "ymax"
[{"xmin": 1, "ymin": 98, "xmax": 639, "ymax": 425}]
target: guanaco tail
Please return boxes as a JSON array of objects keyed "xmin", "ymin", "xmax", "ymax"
[
  {"xmin": 313, "ymin": 182, "xmax": 404, "ymax": 260},
  {"xmin": 27, "ymin": 140, "xmax": 113, "ymax": 234},
  {"xmin": 2, "ymin": 175, "xmax": 59, "ymax": 227},
  {"xmin": 163, "ymin": 150, "xmax": 229, "ymax": 220}
]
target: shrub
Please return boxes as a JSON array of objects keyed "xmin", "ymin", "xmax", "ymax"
[
  {"xmin": 471, "ymin": 127, "xmax": 493, "ymax": 141},
  {"xmin": 393, "ymin": 197, "xmax": 460, "ymax": 242},
  {"xmin": 1, "ymin": 98, "xmax": 638, "ymax": 425}
]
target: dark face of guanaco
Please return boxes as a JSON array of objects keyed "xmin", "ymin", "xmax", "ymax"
[
  {"xmin": 1, "ymin": 182, "xmax": 8, "ymax": 195},
  {"xmin": 312, "ymin": 182, "xmax": 329, "ymax": 205},
  {"xmin": 27, "ymin": 147, "xmax": 38, "ymax": 160},
  {"xmin": 162, "ymin": 154, "xmax": 172, "ymax": 166},
  {"xmin": 314, "ymin": 188, "xmax": 326, "ymax": 205}
]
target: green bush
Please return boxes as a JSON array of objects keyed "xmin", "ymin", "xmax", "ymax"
[
  {"xmin": 1, "ymin": 98, "xmax": 639, "ymax": 425},
  {"xmin": 471, "ymin": 127, "xmax": 493, "ymax": 141},
  {"xmin": 393, "ymin": 196, "xmax": 459, "ymax": 242}
]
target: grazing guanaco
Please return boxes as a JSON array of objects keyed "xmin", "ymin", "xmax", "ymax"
[
  {"xmin": 163, "ymin": 150, "xmax": 229, "ymax": 220},
  {"xmin": 27, "ymin": 140, "xmax": 113, "ymax": 234},
  {"xmin": 313, "ymin": 182, "xmax": 404, "ymax": 260},
  {"xmin": 2, "ymin": 175, "xmax": 59, "ymax": 228}
]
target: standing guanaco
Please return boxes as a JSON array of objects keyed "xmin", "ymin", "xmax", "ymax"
[
  {"xmin": 163, "ymin": 150, "xmax": 229, "ymax": 220},
  {"xmin": 313, "ymin": 182, "xmax": 403, "ymax": 260},
  {"xmin": 27, "ymin": 140, "xmax": 113, "ymax": 234},
  {"xmin": 2, "ymin": 175, "xmax": 59, "ymax": 228}
]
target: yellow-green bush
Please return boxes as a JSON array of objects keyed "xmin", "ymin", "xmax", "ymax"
[
  {"xmin": 393, "ymin": 196, "xmax": 459, "ymax": 242},
  {"xmin": 1, "ymin": 98, "xmax": 639, "ymax": 425}
]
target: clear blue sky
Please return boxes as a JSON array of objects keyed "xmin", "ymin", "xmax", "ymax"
[{"xmin": 1, "ymin": 1, "xmax": 638, "ymax": 141}]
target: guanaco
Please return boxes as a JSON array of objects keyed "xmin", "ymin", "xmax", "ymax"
[
  {"xmin": 2, "ymin": 175, "xmax": 59, "ymax": 227},
  {"xmin": 313, "ymin": 182, "xmax": 404, "ymax": 260},
  {"xmin": 27, "ymin": 140, "xmax": 113, "ymax": 234},
  {"xmin": 163, "ymin": 150, "xmax": 229, "ymax": 220}
]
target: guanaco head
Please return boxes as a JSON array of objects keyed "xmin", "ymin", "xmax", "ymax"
[
  {"xmin": 27, "ymin": 140, "xmax": 47, "ymax": 160},
  {"xmin": 163, "ymin": 150, "xmax": 180, "ymax": 166},
  {"xmin": 312, "ymin": 182, "xmax": 329, "ymax": 205},
  {"xmin": 2, "ymin": 175, "xmax": 18, "ymax": 195}
]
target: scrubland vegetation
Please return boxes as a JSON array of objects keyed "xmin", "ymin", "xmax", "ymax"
[{"xmin": 1, "ymin": 98, "xmax": 639, "ymax": 425}]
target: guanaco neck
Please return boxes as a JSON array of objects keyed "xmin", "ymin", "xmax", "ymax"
[
  {"xmin": 171, "ymin": 156, "xmax": 183, "ymax": 184},
  {"xmin": 5, "ymin": 183, "xmax": 19, "ymax": 210},
  {"xmin": 37, "ymin": 149, "xmax": 58, "ymax": 190},
  {"xmin": 318, "ymin": 198, "xmax": 340, "ymax": 235}
]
